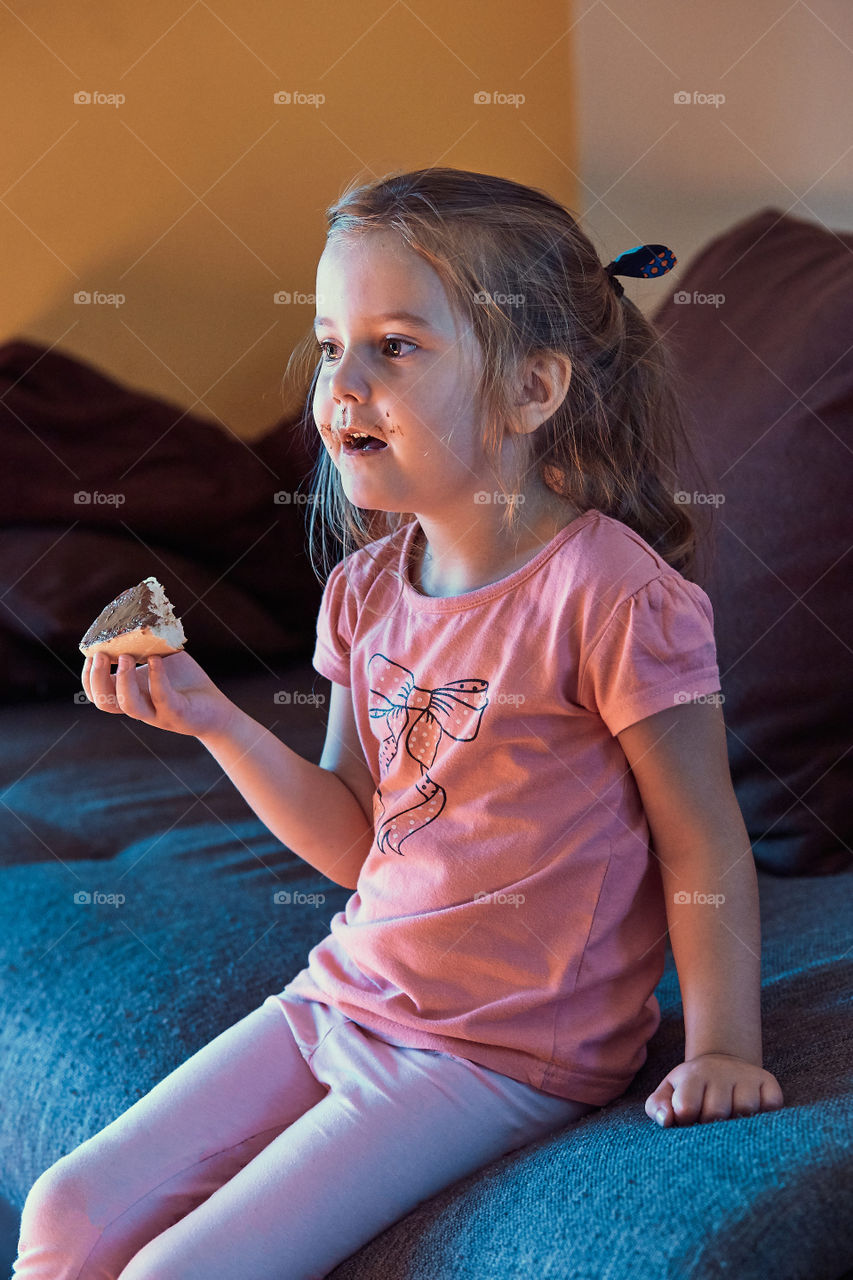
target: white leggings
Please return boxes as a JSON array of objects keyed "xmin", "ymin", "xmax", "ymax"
[{"xmin": 14, "ymin": 992, "xmax": 596, "ymax": 1279}]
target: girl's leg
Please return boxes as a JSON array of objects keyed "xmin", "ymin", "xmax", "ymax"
[
  {"xmin": 13, "ymin": 1001, "xmax": 328, "ymax": 1279},
  {"xmin": 115, "ymin": 999, "xmax": 597, "ymax": 1280}
]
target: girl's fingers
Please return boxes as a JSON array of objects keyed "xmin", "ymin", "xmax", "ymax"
[
  {"xmin": 83, "ymin": 651, "xmax": 181, "ymax": 723},
  {"xmin": 81, "ymin": 654, "xmax": 93, "ymax": 702},
  {"xmin": 732, "ymin": 1079, "xmax": 761, "ymax": 1118},
  {"xmin": 81, "ymin": 652, "xmax": 98, "ymax": 705},
  {"xmin": 147, "ymin": 654, "xmax": 165, "ymax": 688},
  {"xmin": 645, "ymin": 1081, "xmax": 674, "ymax": 1127},
  {"xmin": 697, "ymin": 1080, "xmax": 734, "ymax": 1124},
  {"xmin": 89, "ymin": 651, "xmax": 121, "ymax": 712},
  {"xmin": 649, "ymin": 1069, "xmax": 784, "ymax": 1129},
  {"xmin": 670, "ymin": 1075, "xmax": 705, "ymax": 1127},
  {"xmin": 113, "ymin": 653, "xmax": 138, "ymax": 713},
  {"xmin": 759, "ymin": 1077, "xmax": 785, "ymax": 1112},
  {"xmin": 115, "ymin": 653, "xmax": 156, "ymax": 720},
  {"xmin": 147, "ymin": 655, "xmax": 175, "ymax": 707}
]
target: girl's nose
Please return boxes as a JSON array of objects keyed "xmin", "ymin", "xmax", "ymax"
[{"xmin": 329, "ymin": 346, "xmax": 370, "ymax": 402}]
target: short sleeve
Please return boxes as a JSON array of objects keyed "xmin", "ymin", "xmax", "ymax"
[
  {"xmin": 312, "ymin": 558, "xmax": 354, "ymax": 687},
  {"xmin": 578, "ymin": 574, "xmax": 721, "ymax": 737}
]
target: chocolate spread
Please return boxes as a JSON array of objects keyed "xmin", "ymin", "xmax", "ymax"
[{"xmin": 80, "ymin": 582, "xmax": 159, "ymax": 647}]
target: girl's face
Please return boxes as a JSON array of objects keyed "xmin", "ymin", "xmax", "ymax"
[{"xmin": 312, "ymin": 230, "xmax": 507, "ymax": 519}]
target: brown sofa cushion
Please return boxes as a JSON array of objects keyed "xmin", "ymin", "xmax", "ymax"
[
  {"xmin": 0, "ymin": 340, "xmax": 324, "ymax": 701},
  {"xmin": 652, "ymin": 208, "xmax": 853, "ymax": 876},
  {"xmin": 0, "ymin": 527, "xmax": 304, "ymax": 703}
]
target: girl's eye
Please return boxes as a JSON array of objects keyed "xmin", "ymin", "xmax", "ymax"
[
  {"xmin": 316, "ymin": 337, "xmax": 417, "ymax": 362},
  {"xmin": 383, "ymin": 338, "xmax": 417, "ymax": 358}
]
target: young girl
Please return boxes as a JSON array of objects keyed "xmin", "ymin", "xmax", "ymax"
[{"xmin": 16, "ymin": 166, "xmax": 784, "ymax": 1279}]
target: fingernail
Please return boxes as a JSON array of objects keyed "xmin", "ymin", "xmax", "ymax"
[{"xmin": 656, "ymin": 1108, "xmax": 667, "ymax": 1126}]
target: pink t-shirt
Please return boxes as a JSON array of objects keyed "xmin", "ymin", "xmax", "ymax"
[{"xmin": 283, "ymin": 509, "xmax": 722, "ymax": 1106}]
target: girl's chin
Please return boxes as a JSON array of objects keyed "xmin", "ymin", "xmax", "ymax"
[{"xmin": 338, "ymin": 473, "xmax": 399, "ymax": 504}]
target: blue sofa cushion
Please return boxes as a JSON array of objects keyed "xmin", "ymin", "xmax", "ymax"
[{"xmin": 1, "ymin": 667, "xmax": 851, "ymax": 1278}]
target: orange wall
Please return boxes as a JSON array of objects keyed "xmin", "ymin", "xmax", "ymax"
[
  {"xmin": 1, "ymin": 2, "xmax": 578, "ymax": 439},
  {"xmin": 572, "ymin": 0, "xmax": 853, "ymax": 317}
]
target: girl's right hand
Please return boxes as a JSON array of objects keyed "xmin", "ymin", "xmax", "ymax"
[{"xmin": 82, "ymin": 650, "xmax": 237, "ymax": 740}]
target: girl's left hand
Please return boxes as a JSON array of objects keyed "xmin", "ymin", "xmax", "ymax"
[{"xmin": 645, "ymin": 1053, "xmax": 784, "ymax": 1128}]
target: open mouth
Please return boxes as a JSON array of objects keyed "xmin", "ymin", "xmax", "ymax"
[{"xmin": 340, "ymin": 429, "xmax": 388, "ymax": 454}]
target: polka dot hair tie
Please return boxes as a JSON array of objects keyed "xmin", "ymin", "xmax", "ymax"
[{"xmin": 603, "ymin": 244, "xmax": 677, "ymax": 298}]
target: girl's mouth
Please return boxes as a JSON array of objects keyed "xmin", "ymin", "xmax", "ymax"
[{"xmin": 340, "ymin": 429, "xmax": 388, "ymax": 455}]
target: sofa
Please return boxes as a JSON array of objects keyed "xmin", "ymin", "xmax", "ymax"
[{"xmin": 1, "ymin": 206, "xmax": 851, "ymax": 1279}]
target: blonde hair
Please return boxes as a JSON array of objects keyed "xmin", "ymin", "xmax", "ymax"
[{"xmin": 283, "ymin": 166, "xmax": 716, "ymax": 585}]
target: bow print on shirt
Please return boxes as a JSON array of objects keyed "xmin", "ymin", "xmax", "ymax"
[{"xmin": 367, "ymin": 653, "xmax": 489, "ymax": 855}]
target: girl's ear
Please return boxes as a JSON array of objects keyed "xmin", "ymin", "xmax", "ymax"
[{"xmin": 511, "ymin": 351, "xmax": 572, "ymax": 435}]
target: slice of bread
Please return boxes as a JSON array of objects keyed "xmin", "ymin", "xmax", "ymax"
[{"xmin": 79, "ymin": 576, "xmax": 186, "ymax": 664}]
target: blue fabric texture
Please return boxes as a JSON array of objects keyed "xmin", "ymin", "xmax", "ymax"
[{"xmin": 1, "ymin": 665, "xmax": 851, "ymax": 1279}]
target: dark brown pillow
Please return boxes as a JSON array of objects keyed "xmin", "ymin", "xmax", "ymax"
[
  {"xmin": 0, "ymin": 339, "xmax": 325, "ymax": 700},
  {"xmin": 652, "ymin": 208, "xmax": 853, "ymax": 876},
  {"xmin": 0, "ymin": 527, "xmax": 308, "ymax": 703}
]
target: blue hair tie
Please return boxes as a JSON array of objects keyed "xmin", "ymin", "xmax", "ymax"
[{"xmin": 603, "ymin": 244, "xmax": 677, "ymax": 298}]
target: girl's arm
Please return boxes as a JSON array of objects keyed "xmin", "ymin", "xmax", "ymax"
[
  {"xmin": 616, "ymin": 697, "xmax": 785, "ymax": 1127},
  {"xmin": 199, "ymin": 704, "xmax": 374, "ymax": 891}
]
